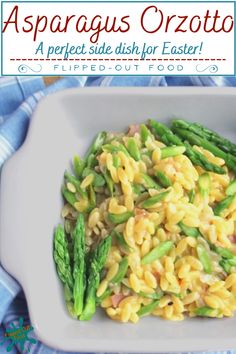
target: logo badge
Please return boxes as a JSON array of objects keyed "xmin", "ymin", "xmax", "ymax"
[{"xmin": 0, "ymin": 317, "xmax": 37, "ymax": 352}]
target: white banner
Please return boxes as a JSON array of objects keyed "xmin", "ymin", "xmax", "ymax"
[{"xmin": 1, "ymin": 1, "xmax": 235, "ymax": 76}]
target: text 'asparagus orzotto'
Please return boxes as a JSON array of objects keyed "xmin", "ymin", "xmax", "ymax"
[{"xmin": 53, "ymin": 119, "xmax": 236, "ymax": 323}]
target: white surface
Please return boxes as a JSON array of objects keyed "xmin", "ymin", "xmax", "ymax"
[{"xmin": 1, "ymin": 87, "xmax": 236, "ymax": 352}]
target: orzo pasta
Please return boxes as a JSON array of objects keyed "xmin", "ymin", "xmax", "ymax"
[{"xmin": 53, "ymin": 119, "xmax": 236, "ymax": 323}]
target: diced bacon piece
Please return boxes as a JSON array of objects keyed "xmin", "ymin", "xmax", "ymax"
[
  {"xmin": 135, "ymin": 208, "xmax": 148, "ymax": 217},
  {"xmin": 229, "ymin": 235, "xmax": 236, "ymax": 244},
  {"xmin": 111, "ymin": 294, "xmax": 126, "ymax": 308},
  {"xmin": 128, "ymin": 124, "xmax": 140, "ymax": 136}
]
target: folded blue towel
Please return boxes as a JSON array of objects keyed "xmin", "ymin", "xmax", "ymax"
[{"xmin": 0, "ymin": 75, "xmax": 236, "ymax": 354}]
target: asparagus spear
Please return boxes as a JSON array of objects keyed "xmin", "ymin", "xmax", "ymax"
[
  {"xmin": 112, "ymin": 257, "xmax": 129, "ymax": 284},
  {"xmin": 132, "ymin": 184, "xmax": 145, "ymax": 196},
  {"xmin": 210, "ymin": 244, "xmax": 236, "ymax": 273},
  {"xmin": 228, "ymin": 258, "xmax": 236, "ymax": 266},
  {"xmin": 64, "ymin": 283, "xmax": 73, "ymax": 302},
  {"xmin": 86, "ymin": 154, "xmax": 97, "ymax": 169},
  {"xmin": 139, "ymin": 173, "xmax": 161, "ymax": 190},
  {"xmin": 88, "ymin": 185, "xmax": 96, "ymax": 210},
  {"xmin": 66, "ymin": 301, "xmax": 77, "ymax": 318},
  {"xmin": 139, "ymin": 291, "xmax": 163, "ymax": 300},
  {"xmin": 173, "ymin": 126, "xmax": 226, "ymax": 159},
  {"xmin": 64, "ymin": 171, "xmax": 87, "ymax": 199},
  {"xmin": 113, "ymin": 230, "xmax": 131, "ymax": 253},
  {"xmin": 198, "ymin": 173, "xmax": 211, "ymax": 198},
  {"xmin": 188, "ymin": 189, "xmax": 195, "ymax": 203},
  {"xmin": 211, "ymin": 244, "xmax": 236, "ymax": 260},
  {"xmin": 196, "ymin": 244, "xmax": 212, "ymax": 274},
  {"xmin": 140, "ymin": 190, "xmax": 170, "ymax": 208},
  {"xmin": 79, "ymin": 262, "xmax": 99, "ymax": 321},
  {"xmin": 211, "ymin": 245, "xmax": 236, "ymax": 266},
  {"xmin": 160, "ymin": 146, "xmax": 186, "ymax": 159},
  {"xmin": 195, "ymin": 306, "xmax": 217, "ymax": 317},
  {"xmin": 82, "ymin": 167, "xmax": 105, "ymax": 188},
  {"xmin": 155, "ymin": 171, "xmax": 172, "ymax": 188},
  {"xmin": 102, "ymin": 143, "xmax": 130, "ymax": 157},
  {"xmin": 137, "ymin": 300, "xmax": 159, "ymax": 317},
  {"xmin": 85, "ymin": 132, "xmax": 107, "ymax": 160},
  {"xmin": 226, "ymin": 179, "xmax": 236, "ymax": 196},
  {"xmin": 53, "ymin": 225, "xmax": 73, "ymax": 290},
  {"xmin": 62, "ymin": 186, "xmax": 77, "ymax": 207},
  {"xmin": 127, "ymin": 138, "xmax": 141, "ymax": 161},
  {"xmin": 73, "ymin": 155, "xmax": 85, "ymax": 178},
  {"xmin": 172, "ymin": 119, "xmax": 236, "ymax": 156},
  {"xmin": 80, "ymin": 235, "xmax": 112, "ymax": 321},
  {"xmin": 73, "ymin": 215, "xmax": 86, "ymax": 317},
  {"xmin": 140, "ymin": 124, "xmax": 151, "ymax": 144},
  {"xmin": 173, "ymin": 127, "xmax": 236, "ymax": 173},
  {"xmin": 179, "ymin": 222, "xmax": 202, "ymax": 238},
  {"xmin": 96, "ymin": 288, "xmax": 112, "ymax": 305},
  {"xmin": 108, "ymin": 211, "xmax": 134, "ymax": 225},
  {"xmin": 102, "ymin": 169, "xmax": 114, "ymax": 197},
  {"xmin": 141, "ymin": 241, "xmax": 173, "ymax": 265},
  {"xmin": 184, "ymin": 141, "xmax": 225, "ymax": 175},
  {"xmin": 113, "ymin": 155, "xmax": 120, "ymax": 168},
  {"xmin": 219, "ymin": 259, "xmax": 231, "ymax": 274},
  {"xmin": 148, "ymin": 119, "xmax": 173, "ymax": 137},
  {"xmin": 213, "ymin": 194, "xmax": 235, "ymax": 216},
  {"xmin": 148, "ymin": 120, "xmax": 225, "ymax": 175}
]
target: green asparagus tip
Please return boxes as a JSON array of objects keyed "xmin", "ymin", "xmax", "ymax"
[
  {"xmin": 102, "ymin": 169, "xmax": 114, "ymax": 197},
  {"xmin": 108, "ymin": 211, "xmax": 133, "ymax": 225},
  {"xmin": 155, "ymin": 171, "xmax": 172, "ymax": 188},
  {"xmin": 85, "ymin": 131, "xmax": 107, "ymax": 159},
  {"xmin": 112, "ymin": 230, "xmax": 131, "ymax": 253},
  {"xmin": 195, "ymin": 306, "xmax": 217, "ymax": 317},
  {"xmin": 226, "ymin": 179, "xmax": 236, "ymax": 196},
  {"xmin": 112, "ymin": 257, "xmax": 129, "ymax": 284},
  {"xmin": 113, "ymin": 154, "xmax": 120, "ymax": 168},
  {"xmin": 213, "ymin": 194, "xmax": 235, "ymax": 216},
  {"xmin": 188, "ymin": 189, "xmax": 195, "ymax": 203},
  {"xmin": 148, "ymin": 120, "xmax": 170, "ymax": 137},
  {"xmin": 219, "ymin": 259, "xmax": 231, "ymax": 274},
  {"xmin": 141, "ymin": 241, "xmax": 173, "ymax": 265},
  {"xmin": 82, "ymin": 167, "xmax": 105, "ymax": 188},
  {"xmin": 161, "ymin": 145, "xmax": 186, "ymax": 159},
  {"xmin": 73, "ymin": 214, "xmax": 86, "ymax": 317},
  {"xmin": 138, "ymin": 291, "xmax": 163, "ymax": 300},
  {"xmin": 211, "ymin": 244, "xmax": 235, "ymax": 260},
  {"xmin": 171, "ymin": 119, "xmax": 189, "ymax": 129},
  {"xmin": 178, "ymin": 221, "xmax": 201, "ymax": 238},
  {"xmin": 198, "ymin": 173, "xmax": 211, "ymax": 198},
  {"xmin": 140, "ymin": 124, "xmax": 151, "ymax": 144},
  {"xmin": 196, "ymin": 244, "xmax": 212, "ymax": 274},
  {"xmin": 54, "ymin": 224, "xmax": 73, "ymax": 289},
  {"xmin": 140, "ymin": 173, "xmax": 161, "ymax": 190},
  {"xmin": 73, "ymin": 155, "xmax": 85, "ymax": 178},
  {"xmin": 137, "ymin": 300, "xmax": 159, "ymax": 317},
  {"xmin": 140, "ymin": 190, "xmax": 170, "ymax": 209},
  {"xmin": 127, "ymin": 138, "xmax": 141, "ymax": 161}
]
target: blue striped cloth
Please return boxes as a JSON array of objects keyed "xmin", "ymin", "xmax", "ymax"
[{"xmin": 0, "ymin": 75, "xmax": 236, "ymax": 354}]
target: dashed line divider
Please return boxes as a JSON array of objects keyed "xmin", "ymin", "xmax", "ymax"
[{"xmin": 10, "ymin": 58, "xmax": 227, "ymax": 62}]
